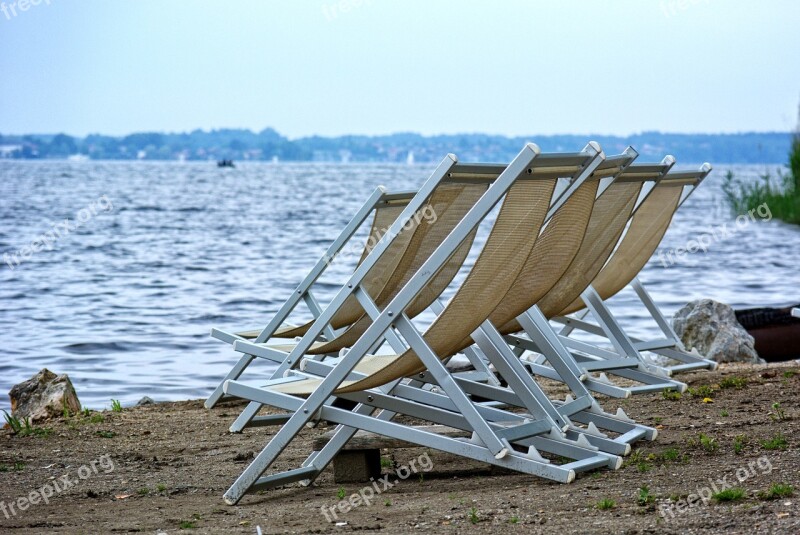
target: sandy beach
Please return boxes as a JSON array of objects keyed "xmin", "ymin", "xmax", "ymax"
[{"xmin": 1, "ymin": 362, "xmax": 798, "ymax": 534}]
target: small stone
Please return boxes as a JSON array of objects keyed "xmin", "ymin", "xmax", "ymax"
[
  {"xmin": 136, "ymin": 396, "xmax": 156, "ymax": 406},
  {"xmin": 445, "ymin": 354, "xmax": 474, "ymax": 373},
  {"xmin": 8, "ymin": 369, "xmax": 81, "ymax": 422},
  {"xmin": 672, "ymin": 299, "xmax": 763, "ymax": 364}
]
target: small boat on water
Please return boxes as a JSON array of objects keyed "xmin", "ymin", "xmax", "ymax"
[
  {"xmin": 217, "ymin": 159, "xmax": 235, "ymax": 168},
  {"xmin": 735, "ymin": 304, "xmax": 800, "ymax": 362}
]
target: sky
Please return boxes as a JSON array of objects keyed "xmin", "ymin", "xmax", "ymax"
[{"xmin": 1, "ymin": 0, "xmax": 799, "ymax": 138}]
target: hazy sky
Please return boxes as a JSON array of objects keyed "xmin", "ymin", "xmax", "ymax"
[{"xmin": 1, "ymin": 0, "xmax": 799, "ymax": 138}]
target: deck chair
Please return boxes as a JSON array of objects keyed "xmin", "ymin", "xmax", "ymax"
[
  {"xmin": 256, "ymin": 149, "xmax": 660, "ymax": 456},
  {"xmin": 549, "ymin": 165, "xmax": 716, "ymax": 373},
  {"xmin": 231, "ymin": 150, "xmax": 659, "ymax": 456},
  {"xmin": 218, "ymin": 143, "xmax": 644, "ymax": 504},
  {"xmin": 484, "ymin": 159, "xmax": 699, "ymax": 397},
  {"xmin": 205, "ymin": 174, "xmax": 488, "ymax": 409}
]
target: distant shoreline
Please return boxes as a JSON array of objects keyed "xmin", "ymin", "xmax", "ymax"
[
  {"xmin": 0, "ymin": 129, "xmax": 794, "ymax": 164},
  {"xmin": 0, "ymin": 159, "xmax": 791, "ymax": 165}
]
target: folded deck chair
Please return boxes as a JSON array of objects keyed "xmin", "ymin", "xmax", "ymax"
[
  {"xmin": 222, "ymin": 150, "xmax": 643, "ymax": 430},
  {"xmin": 224, "ymin": 147, "xmax": 634, "ymax": 432},
  {"xmin": 226, "ymin": 154, "xmax": 678, "ymax": 425},
  {"xmin": 206, "ymin": 175, "xmax": 487, "ymax": 409},
  {"xmin": 258, "ymin": 149, "xmax": 659, "ymax": 456},
  {"xmin": 550, "ymin": 165, "xmax": 716, "ymax": 373},
  {"xmin": 229, "ymin": 150, "xmax": 659, "ymax": 460},
  {"xmin": 220, "ymin": 143, "xmax": 640, "ymax": 504}
]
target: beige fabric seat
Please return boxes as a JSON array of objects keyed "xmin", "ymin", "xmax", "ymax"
[
  {"xmin": 273, "ymin": 183, "xmax": 486, "ymax": 350},
  {"xmin": 263, "ymin": 160, "xmax": 676, "ymax": 399},
  {"xmin": 268, "ymin": 155, "xmax": 635, "ymax": 397},
  {"xmin": 273, "ymin": 173, "xmax": 559, "ymax": 395},
  {"xmin": 558, "ymin": 177, "xmax": 690, "ymax": 316},
  {"xmin": 498, "ymin": 177, "xmax": 646, "ymax": 332}
]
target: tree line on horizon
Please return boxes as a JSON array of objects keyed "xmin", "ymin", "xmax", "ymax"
[{"xmin": 0, "ymin": 128, "xmax": 794, "ymax": 163}]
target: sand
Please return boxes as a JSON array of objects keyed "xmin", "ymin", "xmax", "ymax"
[{"xmin": 1, "ymin": 362, "xmax": 799, "ymax": 534}]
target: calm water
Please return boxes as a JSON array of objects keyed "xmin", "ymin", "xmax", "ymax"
[{"xmin": 1, "ymin": 160, "xmax": 798, "ymax": 412}]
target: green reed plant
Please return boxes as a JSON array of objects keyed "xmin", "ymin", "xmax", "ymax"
[{"xmin": 723, "ymin": 107, "xmax": 800, "ymax": 225}]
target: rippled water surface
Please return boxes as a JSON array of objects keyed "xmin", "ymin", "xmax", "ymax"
[{"xmin": 1, "ymin": 160, "xmax": 798, "ymax": 411}]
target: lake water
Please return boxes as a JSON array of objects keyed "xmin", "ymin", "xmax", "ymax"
[{"xmin": 1, "ymin": 160, "xmax": 798, "ymax": 412}]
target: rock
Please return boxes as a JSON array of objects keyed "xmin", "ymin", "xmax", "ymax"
[
  {"xmin": 8, "ymin": 369, "xmax": 81, "ymax": 422},
  {"xmin": 136, "ymin": 396, "xmax": 156, "ymax": 406},
  {"xmin": 672, "ymin": 299, "xmax": 764, "ymax": 364},
  {"xmin": 445, "ymin": 354, "xmax": 475, "ymax": 373}
]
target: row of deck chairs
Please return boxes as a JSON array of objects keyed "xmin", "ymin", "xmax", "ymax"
[{"xmin": 204, "ymin": 142, "xmax": 716, "ymax": 505}]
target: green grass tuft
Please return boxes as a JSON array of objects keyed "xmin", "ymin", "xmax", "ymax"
[
  {"xmin": 3, "ymin": 410, "xmax": 52, "ymax": 437},
  {"xmin": 759, "ymin": 483, "xmax": 794, "ymax": 500},
  {"xmin": 595, "ymin": 498, "xmax": 616, "ymax": 510},
  {"xmin": 769, "ymin": 402, "xmax": 786, "ymax": 421},
  {"xmin": 719, "ymin": 376, "xmax": 748, "ymax": 389},
  {"xmin": 660, "ymin": 448, "xmax": 682, "ymax": 462},
  {"xmin": 761, "ymin": 433, "xmax": 788, "ymax": 450},
  {"xmin": 637, "ymin": 486, "xmax": 655, "ymax": 506},
  {"xmin": 687, "ymin": 385, "xmax": 715, "ymax": 398},
  {"xmin": 89, "ymin": 413, "xmax": 105, "ymax": 424},
  {"xmin": 733, "ymin": 434, "xmax": 749, "ymax": 454},
  {"xmin": 637, "ymin": 462, "xmax": 653, "ymax": 473},
  {"xmin": 0, "ymin": 462, "xmax": 24, "ymax": 472},
  {"xmin": 712, "ymin": 488, "xmax": 746, "ymax": 502},
  {"xmin": 689, "ymin": 433, "xmax": 718, "ymax": 452}
]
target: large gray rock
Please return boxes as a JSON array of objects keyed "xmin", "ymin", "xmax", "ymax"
[
  {"xmin": 8, "ymin": 369, "xmax": 81, "ymax": 422},
  {"xmin": 672, "ymin": 299, "xmax": 763, "ymax": 364}
]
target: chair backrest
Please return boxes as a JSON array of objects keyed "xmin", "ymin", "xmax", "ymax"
[
  {"xmin": 557, "ymin": 166, "xmax": 710, "ymax": 316},
  {"xmin": 309, "ymin": 182, "xmax": 487, "ymax": 353},
  {"xmin": 279, "ymin": 183, "xmax": 487, "ymax": 340},
  {"xmin": 467, "ymin": 153, "xmax": 634, "ymax": 345},
  {"xmin": 498, "ymin": 159, "xmax": 675, "ymax": 332},
  {"xmin": 334, "ymin": 149, "xmax": 604, "ymax": 393},
  {"xmin": 277, "ymin": 198, "xmax": 412, "ymax": 338}
]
